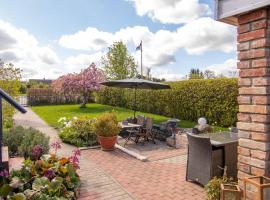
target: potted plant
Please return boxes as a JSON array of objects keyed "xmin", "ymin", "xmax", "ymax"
[{"xmin": 93, "ymin": 112, "xmax": 120, "ymax": 150}]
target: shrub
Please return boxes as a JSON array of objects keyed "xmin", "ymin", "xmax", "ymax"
[
  {"xmin": 3, "ymin": 126, "xmax": 25, "ymax": 156},
  {"xmin": 3, "ymin": 126, "xmax": 49, "ymax": 158},
  {"xmin": 0, "ymin": 146, "xmax": 81, "ymax": 199},
  {"xmin": 96, "ymin": 78, "xmax": 238, "ymax": 127},
  {"xmin": 58, "ymin": 116, "xmax": 98, "ymax": 147},
  {"xmin": 205, "ymin": 176, "xmax": 234, "ymax": 200},
  {"xmin": 92, "ymin": 112, "xmax": 120, "ymax": 137},
  {"xmin": 18, "ymin": 128, "xmax": 50, "ymax": 158}
]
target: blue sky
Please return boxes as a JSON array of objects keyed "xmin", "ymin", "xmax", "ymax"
[{"xmin": 0, "ymin": 0, "xmax": 237, "ymax": 80}]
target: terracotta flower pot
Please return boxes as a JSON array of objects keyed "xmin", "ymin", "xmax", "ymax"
[{"xmin": 98, "ymin": 135, "xmax": 117, "ymax": 151}]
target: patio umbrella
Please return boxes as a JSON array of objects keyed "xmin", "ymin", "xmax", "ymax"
[{"xmin": 100, "ymin": 77, "xmax": 171, "ymax": 118}]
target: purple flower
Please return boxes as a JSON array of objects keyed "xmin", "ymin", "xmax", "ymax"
[
  {"xmin": 69, "ymin": 148, "xmax": 81, "ymax": 168},
  {"xmin": 73, "ymin": 148, "xmax": 81, "ymax": 157},
  {"xmin": 51, "ymin": 141, "xmax": 62, "ymax": 154},
  {"xmin": 44, "ymin": 168, "xmax": 55, "ymax": 180},
  {"xmin": 0, "ymin": 169, "xmax": 9, "ymax": 178},
  {"xmin": 32, "ymin": 145, "xmax": 43, "ymax": 161}
]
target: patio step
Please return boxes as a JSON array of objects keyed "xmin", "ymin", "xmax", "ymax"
[{"xmin": 115, "ymin": 144, "xmax": 147, "ymax": 162}]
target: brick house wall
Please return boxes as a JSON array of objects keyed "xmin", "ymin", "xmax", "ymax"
[{"xmin": 237, "ymin": 8, "xmax": 270, "ymax": 197}]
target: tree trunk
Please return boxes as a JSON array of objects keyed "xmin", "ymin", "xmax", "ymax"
[{"xmin": 80, "ymin": 93, "xmax": 88, "ymax": 108}]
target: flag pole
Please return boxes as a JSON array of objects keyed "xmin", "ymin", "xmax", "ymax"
[{"xmin": 140, "ymin": 40, "xmax": 143, "ymax": 76}]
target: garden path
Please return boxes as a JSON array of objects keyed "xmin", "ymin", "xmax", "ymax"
[{"xmin": 13, "ymin": 107, "xmax": 134, "ymax": 200}]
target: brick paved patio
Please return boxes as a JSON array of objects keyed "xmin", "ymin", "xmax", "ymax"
[
  {"xmin": 13, "ymin": 108, "xmax": 206, "ymax": 200},
  {"xmin": 82, "ymin": 148, "xmax": 205, "ymax": 200}
]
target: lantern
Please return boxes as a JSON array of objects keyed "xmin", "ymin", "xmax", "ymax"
[
  {"xmin": 244, "ymin": 176, "xmax": 270, "ymax": 200},
  {"xmin": 220, "ymin": 183, "xmax": 242, "ymax": 200}
]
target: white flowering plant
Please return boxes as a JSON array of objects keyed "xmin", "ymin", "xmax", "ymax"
[{"xmin": 58, "ymin": 116, "xmax": 98, "ymax": 147}]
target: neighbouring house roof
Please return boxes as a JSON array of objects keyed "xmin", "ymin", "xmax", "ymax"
[{"xmin": 29, "ymin": 78, "xmax": 53, "ymax": 84}]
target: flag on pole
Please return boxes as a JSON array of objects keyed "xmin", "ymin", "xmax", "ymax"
[{"xmin": 136, "ymin": 41, "xmax": 142, "ymax": 51}]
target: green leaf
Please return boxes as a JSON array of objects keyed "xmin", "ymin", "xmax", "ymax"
[
  {"xmin": 32, "ymin": 177, "xmax": 50, "ymax": 190},
  {"xmin": 9, "ymin": 177, "xmax": 24, "ymax": 188},
  {"xmin": 50, "ymin": 177, "xmax": 64, "ymax": 191},
  {"xmin": 66, "ymin": 164, "xmax": 76, "ymax": 178},
  {"xmin": 40, "ymin": 154, "xmax": 52, "ymax": 162},
  {"xmin": 23, "ymin": 189, "xmax": 36, "ymax": 199},
  {"xmin": 8, "ymin": 193, "xmax": 26, "ymax": 200},
  {"xmin": 0, "ymin": 183, "xmax": 11, "ymax": 197}
]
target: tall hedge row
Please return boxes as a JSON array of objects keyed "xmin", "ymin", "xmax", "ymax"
[
  {"xmin": 27, "ymin": 88, "xmax": 80, "ymax": 105},
  {"xmin": 27, "ymin": 88, "xmax": 95, "ymax": 106},
  {"xmin": 96, "ymin": 78, "xmax": 238, "ymax": 127}
]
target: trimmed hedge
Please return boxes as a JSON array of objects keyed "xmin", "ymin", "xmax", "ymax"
[
  {"xmin": 96, "ymin": 78, "xmax": 238, "ymax": 127},
  {"xmin": 27, "ymin": 88, "xmax": 94, "ymax": 105}
]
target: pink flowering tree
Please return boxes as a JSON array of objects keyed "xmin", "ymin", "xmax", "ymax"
[{"xmin": 53, "ymin": 63, "xmax": 106, "ymax": 108}]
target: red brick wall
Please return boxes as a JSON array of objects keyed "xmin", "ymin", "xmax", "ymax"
[{"xmin": 237, "ymin": 8, "xmax": 270, "ymax": 197}]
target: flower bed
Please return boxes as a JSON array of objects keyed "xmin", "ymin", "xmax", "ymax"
[
  {"xmin": 58, "ymin": 116, "xmax": 98, "ymax": 147},
  {"xmin": 0, "ymin": 142, "xmax": 81, "ymax": 199}
]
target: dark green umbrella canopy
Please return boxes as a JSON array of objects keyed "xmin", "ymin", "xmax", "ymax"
[
  {"xmin": 100, "ymin": 77, "xmax": 171, "ymax": 118},
  {"xmin": 100, "ymin": 78, "xmax": 171, "ymax": 89}
]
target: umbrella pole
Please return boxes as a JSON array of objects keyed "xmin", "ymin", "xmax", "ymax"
[{"xmin": 133, "ymin": 86, "xmax": 137, "ymax": 119}]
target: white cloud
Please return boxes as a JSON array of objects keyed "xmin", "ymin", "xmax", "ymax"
[
  {"xmin": 0, "ymin": 10, "xmax": 236, "ymax": 80},
  {"xmin": 204, "ymin": 59, "xmax": 238, "ymax": 77},
  {"xmin": 0, "ymin": 20, "xmax": 61, "ymax": 79},
  {"xmin": 21, "ymin": 67, "xmax": 39, "ymax": 77},
  {"xmin": 37, "ymin": 47, "xmax": 60, "ymax": 65},
  {"xmin": 0, "ymin": 51, "xmax": 19, "ymax": 62},
  {"xmin": 150, "ymin": 67, "xmax": 184, "ymax": 81},
  {"xmin": 64, "ymin": 52, "xmax": 104, "ymax": 67},
  {"xmin": 176, "ymin": 18, "xmax": 236, "ymax": 54},
  {"xmin": 127, "ymin": 0, "xmax": 210, "ymax": 24},
  {"xmin": 0, "ymin": 20, "xmax": 38, "ymax": 49},
  {"xmin": 59, "ymin": 18, "xmax": 236, "ymax": 67},
  {"xmin": 59, "ymin": 27, "xmax": 113, "ymax": 51}
]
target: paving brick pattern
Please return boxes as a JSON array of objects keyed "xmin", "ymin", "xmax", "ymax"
[
  {"xmin": 154, "ymin": 155, "xmax": 187, "ymax": 165},
  {"xmin": 13, "ymin": 108, "xmax": 206, "ymax": 200},
  {"xmin": 78, "ymin": 152, "xmax": 133, "ymax": 200},
  {"xmin": 84, "ymin": 149, "xmax": 205, "ymax": 200}
]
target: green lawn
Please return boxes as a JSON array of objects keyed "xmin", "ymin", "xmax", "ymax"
[{"xmin": 32, "ymin": 103, "xmax": 226, "ymax": 131}]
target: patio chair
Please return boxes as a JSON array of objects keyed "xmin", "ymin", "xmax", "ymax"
[
  {"xmin": 144, "ymin": 117, "xmax": 156, "ymax": 144},
  {"xmin": 125, "ymin": 115, "xmax": 146, "ymax": 144},
  {"xmin": 137, "ymin": 115, "xmax": 146, "ymax": 126},
  {"xmin": 153, "ymin": 120, "xmax": 179, "ymax": 141},
  {"xmin": 128, "ymin": 117, "xmax": 156, "ymax": 144},
  {"xmin": 186, "ymin": 133, "xmax": 223, "ymax": 186}
]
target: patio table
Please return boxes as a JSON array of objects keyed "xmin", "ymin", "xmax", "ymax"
[
  {"xmin": 119, "ymin": 122, "xmax": 142, "ymax": 146},
  {"xmin": 193, "ymin": 132, "xmax": 238, "ymax": 179},
  {"xmin": 197, "ymin": 132, "xmax": 238, "ymax": 147}
]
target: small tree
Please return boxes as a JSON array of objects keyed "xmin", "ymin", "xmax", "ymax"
[
  {"xmin": 146, "ymin": 67, "xmax": 151, "ymax": 79},
  {"xmin": 204, "ymin": 70, "xmax": 216, "ymax": 79},
  {"xmin": 189, "ymin": 68, "xmax": 204, "ymax": 79},
  {"xmin": 228, "ymin": 70, "xmax": 238, "ymax": 78},
  {"xmin": 0, "ymin": 59, "xmax": 22, "ymax": 127},
  {"xmin": 53, "ymin": 63, "xmax": 106, "ymax": 108},
  {"xmin": 102, "ymin": 41, "xmax": 137, "ymax": 80}
]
